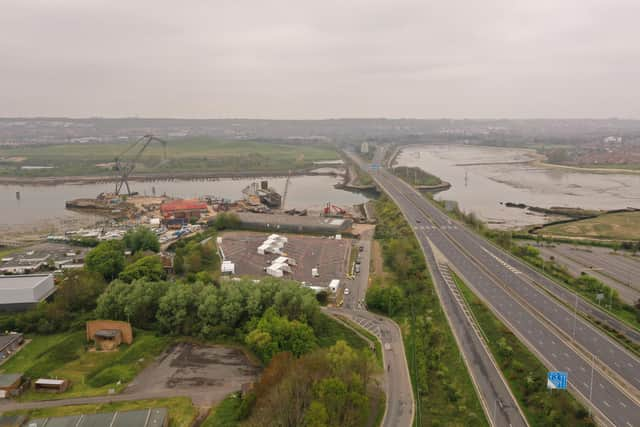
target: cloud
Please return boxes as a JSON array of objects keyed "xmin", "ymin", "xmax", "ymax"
[{"xmin": 1, "ymin": 0, "xmax": 638, "ymax": 118}]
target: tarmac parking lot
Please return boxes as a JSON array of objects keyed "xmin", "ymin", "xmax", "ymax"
[
  {"xmin": 125, "ymin": 342, "xmax": 259, "ymax": 406},
  {"xmin": 219, "ymin": 231, "xmax": 351, "ymax": 286}
]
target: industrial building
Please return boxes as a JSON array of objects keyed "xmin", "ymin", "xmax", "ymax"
[
  {"xmin": 25, "ymin": 408, "xmax": 168, "ymax": 427},
  {"xmin": 0, "ymin": 274, "xmax": 56, "ymax": 312},
  {"xmin": 237, "ymin": 212, "xmax": 352, "ymax": 235},
  {"xmin": 0, "ymin": 333, "xmax": 24, "ymax": 362},
  {"xmin": 0, "ymin": 374, "xmax": 24, "ymax": 399},
  {"xmin": 160, "ymin": 199, "xmax": 208, "ymax": 220},
  {"xmin": 0, "ymin": 244, "xmax": 88, "ymax": 274}
]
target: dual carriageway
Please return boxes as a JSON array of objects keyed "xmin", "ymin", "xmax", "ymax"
[{"xmin": 350, "ymin": 150, "xmax": 640, "ymax": 427}]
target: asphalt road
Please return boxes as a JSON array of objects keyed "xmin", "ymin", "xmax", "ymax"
[
  {"xmin": 329, "ymin": 308, "xmax": 414, "ymax": 427},
  {"xmin": 537, "ymin": 244, "xmax": 640, "ymax": 305},
  {"xmin": 333, "ymin": 227, "xmax": 414, "ymax": 427},
  {"xmin": 351, "ymin": 150, "xmax": 640, "ymax": 427},
  {"xmin": 367, "ymin": 147, "xmax": 528, "ymax": 427}
]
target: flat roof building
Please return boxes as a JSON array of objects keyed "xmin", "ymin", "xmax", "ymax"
[
  {"xmin": 27, "ymin": 408, "xmax": 168, "ymax": 427},
  {"xmin": 0, "ymin": 274, "xmax": 55, "ymax": 312}
]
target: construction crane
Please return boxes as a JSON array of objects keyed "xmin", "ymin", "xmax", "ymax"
[
  {"xmin": 281, "ymin": 170, "xmax": 292, "ymax": 209},
  {"xmin": 113, "ymin": 134, "xmax": 168, "ymax": 196}
]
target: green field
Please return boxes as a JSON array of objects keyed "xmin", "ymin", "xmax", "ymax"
[
  {"xmin": 541, "ymin": 211, "xmax": 640, "ymax": 240},
  {"xmin": 6, "ymin": 397, "xmax": 197, "ymax": 427},
  {"xmin": 0, "ymin": 137, "xmax": 338, "ymax": 177},
  {"xmin": 0, "ymin": 331, "xmax": 170, "ymax": 400}
]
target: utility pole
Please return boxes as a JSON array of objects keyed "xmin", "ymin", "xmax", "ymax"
[{"xmin": 572, "ymin": 292, "xmax": 579, "ymax": 340}]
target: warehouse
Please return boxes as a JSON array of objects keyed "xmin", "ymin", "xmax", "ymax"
[
  {"xmin": 26, "ymin": 408, "xmax": 168, "ymax": 427},
  {"xmin": 237, "ymin": 212, "xmax": 352, "ymax": 235},
  {"xmin": 160, "ymin": 199, "xmax": 208, "ymax": 220},
  {"xmin": 0, "ymin": 274, "xmax": 56, "ymax": 312}
]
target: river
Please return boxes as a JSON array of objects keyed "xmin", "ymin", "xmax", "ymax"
[
  {"xmin": 396, "ymin": 145, "xmax": 640, "ymax": 229},
  {"xmin": 0, "ymin": 175, "xmax": 370, "ymax": 233}
]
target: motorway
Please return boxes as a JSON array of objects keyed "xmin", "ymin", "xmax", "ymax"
[
  {"xmin": 353, "ymin": 150, "xmax": 640, "ymax": 427},
  {"xmin": 363, "ymin": 151, "xmax": 528, "ymax": 427}
]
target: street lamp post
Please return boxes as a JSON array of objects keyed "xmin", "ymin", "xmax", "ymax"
[{"xmin": 572, "ymin": 292, "xmax": 579, "ymax": 340}]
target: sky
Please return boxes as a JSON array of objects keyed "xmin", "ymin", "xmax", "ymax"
[{"xmin": 1, "ymin": 0, "xmax": 639, "ymax": 119}]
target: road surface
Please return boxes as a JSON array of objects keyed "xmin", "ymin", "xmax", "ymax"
[
  {"xmin": 333, "ymin": 227, "xmax": 414, "ymax": 427},
  {"xmin": 350, "ymin": 149, "xmax": 640, "ymax": 427},
  {"xmin": 537, "ymin": 244, "xmax": 640, "ymax": 305},
  {"xmin": 354, "ymin": 149, "xmax": 527, "ymax": 427}
]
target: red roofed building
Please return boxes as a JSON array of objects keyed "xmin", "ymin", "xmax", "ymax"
[{"xmin": 160, "ymin": 199, "xmax": 208, "ymax": 220}]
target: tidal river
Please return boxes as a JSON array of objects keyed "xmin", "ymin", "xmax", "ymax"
[
  {"xmin": 0, "ymin": 175, "xmax": 370, "ymax": 232},
  {"xmin": 396, "ymin": 145, "xmax": 640, "ymax": 229}
]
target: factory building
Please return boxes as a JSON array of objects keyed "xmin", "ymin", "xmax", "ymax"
[
  {"xmin": 160, "ymin": 199, "xmax": 208, "ymax": 220},
  {"xmin": 0, "ymin": 274, "xmax": 56, "ymax": 312}
]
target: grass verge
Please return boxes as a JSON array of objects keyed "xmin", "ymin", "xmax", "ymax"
[
  {"xmin": 369, "ymin": 195, "xmax": 489, "ymax": 426},
  {"xmin": 0, "ymin": 330, "xmax": 171, "ymax": 401},
  {"xmin": 201, "ymin": 393, "xmax": 244, "ymax": 427}
]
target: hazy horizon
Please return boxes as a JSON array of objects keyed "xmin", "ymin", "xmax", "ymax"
[{"xmin": 3, "ymin": 0, "xmax": 639, "ymax": 119}]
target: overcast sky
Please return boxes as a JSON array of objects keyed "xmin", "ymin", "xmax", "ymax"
[{"xmin": 1, "ymin": 0, "xmax": 639, "ymax": 119}]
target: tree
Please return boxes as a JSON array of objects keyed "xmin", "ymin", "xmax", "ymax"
[
  {"xmin": 85, "ymin": 240, "xmax": 125, "ymax": 281},
  {"xmin": 54, "ymin": 269, "xmax": 107, "ymax": 313},
  {"xmin": 123, "ymin": 227, "xmax": 160, "ymax": 253},
  {"xmin": 119, "ymin": 255, "xmax": 166, "ymax": 283},
  {"xmin": 304, "ymin": 401, "xmax": 329, "ymax": 427},
  {"xmin": 214, "ymin": 212, "xmax": 241, "ymax": 230},
  {"xmin": 246, "ymin": 307, "xmax": 317, "ymax": 362},
  {"xmin": 95, "ymin": 279, "xmax": 169, "ymax": 328},
  {"xmin": 157, "ymin": 281, "xmax": 200, "ymax": 335}
]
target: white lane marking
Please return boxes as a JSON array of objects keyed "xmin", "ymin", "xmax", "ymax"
[
  {"xmin": 620, "ymin": 401, "xmax": 626, "ymax": 408},
  {"xmin": 603, "ymin": 401, "xmax": 610, "ymax": 407}
]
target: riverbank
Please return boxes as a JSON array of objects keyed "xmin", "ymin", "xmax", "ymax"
[
  {"xmin": 0, "ymin": 167, "xmax": 342, "ymax": 186},
  {"xmin": 535, "ymin": 160, "xmax": 640, "ymax": 175}
]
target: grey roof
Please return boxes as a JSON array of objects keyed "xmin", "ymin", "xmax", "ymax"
[
  {"xmin": 28, "ymin": 408, "xmax": 168, "ymax": 427},
  {"xmin": 95, "ymin": 329, "xmax": 120, "ymax": 338},
  {"xmin": 0, "ymin": 373, "xmax": 22, "ymax": 388},
  {"xmin": 0, "ymin": 415, "xmax": 27, "ymax": 427},
  {"xmin": 0, "ymin": 274, "xmax": 51, "ymax": 289},
  {"xmin": 0, "ymin": 334, "xmax": 22, "ymax": 351}
]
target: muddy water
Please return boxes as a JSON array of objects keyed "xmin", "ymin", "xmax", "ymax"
[
  {"xmin": 396, "ymin": 145, "xmax": 640, "ymax": 229},
  {"xmin": 0, "ymin": 175, "xmax": 370, "ymax": 230}
]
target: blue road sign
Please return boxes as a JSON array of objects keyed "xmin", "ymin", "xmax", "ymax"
[
  {"xmin": 369, "ymin": 164, "xmax": 380, "ymax": 170},
  {"xmin": 547, "ymin": 371, "xmax": 568, "ymax": 390}
]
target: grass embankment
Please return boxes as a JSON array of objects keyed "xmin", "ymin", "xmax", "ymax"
[
  {"xmin": 0, "ymin": 137, "xmax": 338, "ymax": 178},
  {"xmin": 201, "ymin": 393, "xmax": 244, "ymax": 427},
  {"xmin": 367, "ymin": 195, "xmax": 488, "ymax": 426},
  {"xmin": 454, "ymin": 273, "xmax": 594, "ymax": 426},
  {"xmin": 6, "ymin": 397, "xmax": 197, "ymax": 427},
  {"xmin": 540, "ymin": 211, "xmax": 640, "ymax": 241},
  {"xmin": 0, "ymin": 330, "xmax": 170, "ymax": 400},
  {"xmin": 392, "ymin": 166, "xmax": 442, "ymax": 187}
]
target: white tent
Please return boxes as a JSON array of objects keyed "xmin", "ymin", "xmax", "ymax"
[{"xmin": 221, "ymin": 260, "xmax": 235, "ymax": 274}]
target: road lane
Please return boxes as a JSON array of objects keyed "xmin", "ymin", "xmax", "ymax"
[{"xmin": 348, "ymin": 150, "xmax": 640, "ymax": 426}]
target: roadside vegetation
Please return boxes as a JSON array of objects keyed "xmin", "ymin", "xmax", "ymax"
[
  {"xmin": 427, "ymin": 196, "xmax": 640, "ymax": 346},
  {"xmin": 366, "ymin": 195, "xmax": 488, "ymax": 426},
  {"xmin": 0, "ymin": 137, "xmax": 339, "ymax": 178},
  {"xmin": 5, "ymin": 397, "xmax": 197, "ymax": 427},
  {"xmin": 454, "ymin": 273, "xmax": 595, "ymax": 426}
]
